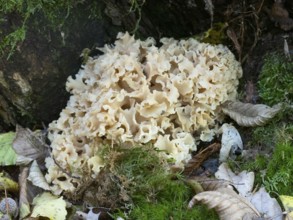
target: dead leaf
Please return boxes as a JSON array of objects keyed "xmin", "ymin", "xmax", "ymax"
[
  {"xmin": 0, "ymin": 173, "xmax": 19, "ymax": 192},
  {"xmin": 18, "ymin": 167, "xmax": 30, "ymax": 219},
  {"xmin": 13, "ymin": 125, "xmax": 49, "ymax": 166},
  {"xmin": 221, "ymin": 101, "xmax": 280, "ymax": 127},
  {"xmin": 248, "ymin": 187, "xmax": 283, "ymax": 220},
  {"xmin": 215, "ymin": 163, "xmax": 254, "ymax": 197},
  {"xmin": 188, "ymin": 187, "xmax": 261, "ymax": 220},
  {"xmin": 280, "ymin": 195, "xmax": 293, "ymax": 219},
  {"xmin": 28, "ymin": 160, "xmax": 51, "ymax": 191},
  {"xmin": 193, "ymin": 164, "xmax": 283, "ymax": 220},
  {"xmin": 31, "ymin": 192, "xmax": 67, "ymax": 220},
  {"xmin": 270, "ymin": 0, "xmax": 293, "ymax": 31},
  {"xmin": 184, "ymin": 143, "xmax": 221, "ymax": 175},
  {"xmin": 220, "ymin": 124, "xmax": 243, "ymax": 162}
]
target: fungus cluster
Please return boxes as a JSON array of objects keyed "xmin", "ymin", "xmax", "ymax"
[{"xmin": 45, "ymin": 32, "xmax": 242, "ymax": 194}]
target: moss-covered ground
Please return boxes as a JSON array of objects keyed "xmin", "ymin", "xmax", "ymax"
[
  {"xmin": 230, "ymin": 52, "xmax": 293, "ymax": 197},
  {"xmin": 100, "ymin": 145, "xmax": 219, "ymax": 219}
]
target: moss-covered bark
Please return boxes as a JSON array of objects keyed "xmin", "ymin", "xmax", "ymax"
[{"xmin": 0, "ymin": 0, "xmax": 212, "ymax": 131}]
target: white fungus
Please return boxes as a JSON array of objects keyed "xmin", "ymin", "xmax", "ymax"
[{"xmin": 45, "ymin": 32, "xmax": 242, "ymax": 194}]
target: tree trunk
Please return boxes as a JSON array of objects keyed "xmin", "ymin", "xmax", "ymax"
[{"xmin": 0, "ymin": 0, "xmax": 219, "ymax": 131}]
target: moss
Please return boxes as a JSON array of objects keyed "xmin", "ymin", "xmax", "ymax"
[
  {"xmin": 229, "ymin": 112, "xmax": 293, "ymax": 189},
  {"xmin": 227, "ymin": 154, "xmax": 269, "ymax": 187},
  {"xmin": 0, "ymin": 0, "xmax": 102, "ymax": 59},
  {"xmin": 248, "ymin": 103, "xmax": 293, "ymax": 150},
  {"xmin": 263, "ymin": 125, "xmax": 293, "ymax": 195},
  {"xmin": 258, "ymin": 53, "xmax": 293, "ymax": 105},
  {"xmin": 104, "ymin": 145, "xmax": 218, "ymax": 219},
  {"xmin": 250, "ymin": 123, "xmax": 278, "ymax": 149},
  {"xmin": 238, "ymin": 123, "xmax": 293, "ymax": 195},
  {"xmin": 238, "ymin": 154, "xmax": 268, "ymax": 172}
]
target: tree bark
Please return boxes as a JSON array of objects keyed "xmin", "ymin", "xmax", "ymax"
[{"xmin": 0, "ymin": 0, "xmax": 214, "ymax": 131}]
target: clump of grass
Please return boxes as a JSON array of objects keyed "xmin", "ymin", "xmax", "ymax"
[
  {"xmin": 250, "ymin": 123, "xmax": 278, "ymax": 149},
  {"xmin": 263, "ymin": 125, "xmax": 293, "ymax": 195},
  {"xmin": 229, "ymin": 52, "xmax": 293, "ymax": 196},
  {"xmin": 239, "ymin": 124, "xmax": 293, "ymax": 195},
  {"xmin": 258, "ymin": 53, "xmax": 293, "ymax": 105},
  {"xmin": 105, "ymin": 145, "xmax": 218, "ymax": 219}
]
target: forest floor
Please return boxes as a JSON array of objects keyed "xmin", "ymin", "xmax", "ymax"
[{"xmin": 0, "ymin": 0, "xmax": 293, "ymax": 219}]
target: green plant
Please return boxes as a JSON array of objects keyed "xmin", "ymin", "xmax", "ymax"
[
  {"xmin": 0, "ymin": 0, "xmax": 85, "ymax": 59},
  {"xmin": 250, "ymin": 123, "xmax": 278, "ymax": 149},
  {"xmin": 128, "ymin": 0, "xmax": 145, "ymax": 34},
  {"xmin": 258, "ymin": 53, "xmax": 293, "ymax": 105},
  {"xmin": 264, "ymin": 135, "xmax": 293, "ymax": 195},
  {"xmin": 107, "ymin": 145, "xmax": 218, "ymax": 219},
  {"xmin": 239, "ymin": 154, "xmax": 268, "ymax": 171},
  {"xmin": 263, "ymin": 172, "xmax": 290, "ymax": 193}
]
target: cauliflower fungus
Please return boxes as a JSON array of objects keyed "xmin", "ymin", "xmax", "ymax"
[{"xmin": 46, "ymin": 32, "xmax": 242, "ymax": 194}]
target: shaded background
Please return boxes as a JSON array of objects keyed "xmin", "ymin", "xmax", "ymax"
[{"xmin": 0, "ymin": 0, "xmax": 292, "ymax": 131}]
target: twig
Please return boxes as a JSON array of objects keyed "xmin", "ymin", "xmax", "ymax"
[{"xmin": 52, "ymin": 156, "xmax": 81, "ymax": 179}]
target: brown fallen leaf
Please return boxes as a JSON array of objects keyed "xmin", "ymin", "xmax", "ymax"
[
  {"xmin": 270, "ymin": 0, "xmax": 293, "ymax": 31},
  {"xmin": 28, "ymin": 160, "xmax": 51, "ymax": 191},
  {"xmin": 271, "ymin": 0, "xmax": 289, "ymax": 19},
  {"xmin": 214, "ymin": 164, "xmax": 283, "ymax": 219},
  {"xmin": 13, "ymin": 125, "xmax": 49, "ymax": 167},
  {"xmin": 18, "ymin": 167, "xmax": 30, "ymax": 219},
  {"xmin": 188, "ymin": 187, "xmax": 261, "ymax": 220},
  {"xmin": 183, "ymin": 143, "xmax": 221, "ymax": 176},
  {"xmin": 221, "ymin": 101, "xmax": 280, "ymax": 127}
]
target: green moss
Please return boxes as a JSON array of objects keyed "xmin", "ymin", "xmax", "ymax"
[
  {"xmin": 240, "ymin": 154, "xmax": 268, "ymax": 171},
  {"xmin": 106, "ymin": 145, "xmax": 218, "ymax": 219},
  {"xmin": 258, "ymin": 53, "xmax": 293, "ymax": 105},
  {"xmin": 248, "ymin": 103, "xmax": 293, "ymax": 149},
  {"xmin": 227, "ymin": 154, "xmax": 269, "ymax": 187},
  {"xmin": 263, "ymin": 125, "xmax": 293, "ymax": 195},
  {"xmin": 0, "ymin": 0, "xmax": 100, "ymax": 59},
  {"xmin": 250, "ymin": 123, "xmax": 278, "ymax": 149}
]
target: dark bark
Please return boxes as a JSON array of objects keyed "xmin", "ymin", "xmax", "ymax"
[
  {"xmin": 0, "ymin": 0, "xmax": 212, "ymax": 131},
  {"xmin": 0, "ymin": 0, "xmax": 290, "ymax": 131}
]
